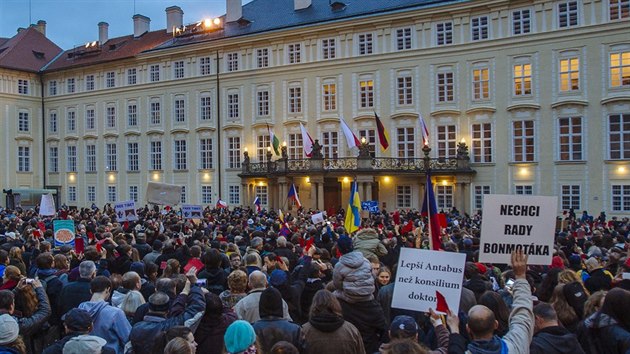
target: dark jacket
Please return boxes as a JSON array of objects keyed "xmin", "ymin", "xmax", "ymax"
[
  {"xmin": 338, "ymin": 297, "xmax": 386, "ymax": 353},
  {"xmin": 578, "ymin": 312, "xmax": 630, "ymax": 354},
  {"xmin": 133, "ymin": 242, "xmax": 152, "ymax": 259},
  {"xmin": 530, "ymin": 326, "xmax": 585, "ymax": 354},
  {"xmin": 302, "ymin": 313, "xmax": 365, "ymax": 354},
  {"xmin": 0, "ymin": 347, "xmax": 20, "ymax": 354},
  {"xmin": 38, "ymin": 270, "xmax": 63, "ymax": 325},
  {"xmin": 58, "ymin": 278, "xmax": 92, "ymax": 317},
  {"xmin": 584, "ymin": 268, "xmax": 612, "ymax": 294},
  {"xmin": 275, "ymin": 246, "xmax": 298, "ymax": 270},
  {"xmin": 42, "ymin": 332, "xmax": 116, "ymax": 354},
  {"xmin": 129, "ymin": 286, "xmax": 206, "ymax": 354},
  {"xmin": 252, "ymin": 288, "xmax": 303, "ymax": 353},
  {"xmin": 110, "ymin": 254, "xmax": 132, "ymax": 275},
  {"xmin": 8, "ymin": 287, "xmax": 52, "ymax": 336},
  {"xmin": 194, "ymin": 307, "xmax": 237, "ymax": 354},
  {"xmin": 198, "ymin": 268, "xmax": 227, "ymax": 295},
  {"xmin": 448, "ymin": 334, "xmax": 507, "ymax": 354}
]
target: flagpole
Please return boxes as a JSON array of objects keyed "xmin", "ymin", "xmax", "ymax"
[{"xmin": 423, "ymin": 142, "xmax": 433, "ymax": 250}]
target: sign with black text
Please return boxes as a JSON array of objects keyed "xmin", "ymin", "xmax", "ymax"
[
  {"xmin": 181, "ymin": 204, "xmax": 203, "ymax": 219},
  {"xmin": 114, "ymin": 200, "xmax": 138, "ymax": 222},
  {"xmin": 479, "ymin": 194, "xmax": 558, "ymax": 265},
  {"xmin": 392, "ymin": 248, "xmax": 466, "ymax": 315}
]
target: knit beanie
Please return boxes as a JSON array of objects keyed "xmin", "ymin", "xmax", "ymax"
[
  {"xmin": 337, "ymin": 235, "xmax": 354, "ymax": 255},
  {"xmin": 224, "ymin": 320, "xmax": 256, "ymax": 353},
  {"xmin": 0, "ymin": 314, "xmax": 19, "ymax": 345}
]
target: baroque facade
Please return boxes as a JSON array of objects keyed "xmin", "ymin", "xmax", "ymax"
[{"xmin": 0, "ymin": 0, "xmax": 629, "ymax": 214}]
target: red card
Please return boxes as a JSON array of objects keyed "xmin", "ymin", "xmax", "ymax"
[
  {"xmin": 183, "ymin": 258, "xmax": 204, "ymax": 274},
  {"xmin": 75, "ymin": 237, "xmax": 85, "ymax": 254},
  {"xmin": 305, "ymin": 238, "xmax": 315, "ymax": 252},
  {"xmin": 160, "ymin": 261, "xmax": 167, "ymax": 270}
]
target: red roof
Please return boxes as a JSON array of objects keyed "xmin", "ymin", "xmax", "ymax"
[
  {"xmin": 45, "ymin": 30, "xmax": 173, "ymax": 72},
  {"xmin": 0, "ymin": 27, "xmax": 62, "ymax": 72}
]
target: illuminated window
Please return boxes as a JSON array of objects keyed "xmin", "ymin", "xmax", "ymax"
[
  {"xmin": 559, "ymin": 57, "xmax": 580, "ymax": 91},
  {"xmin": 610, "ymin": 51, "xmax": 630, "ymax": 87}
]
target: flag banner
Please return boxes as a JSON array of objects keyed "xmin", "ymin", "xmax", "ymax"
[
  {"xmin": 374, "ymin": 112, "xmax": 390, "ymax": 151},
  {"xmin": 54, "ymin": 219, "xmax": 75, "ymax": 248},
  {"xmin": 114, "ymin": 200, "xmax": 138, "ymax": 222},
  {"xmin": 216, "ymin": 199, "xmax": 228, "ymax": 209},
  {"xmin": 421, "ymin": 173, "xmax": 441, "ymax": 250},
  {"xmin": 267, "ymin": 124, "xmax": 281, "ymax": 156},
  {"xmin": 254, "ymin": 196, "xmax": 262, "ymax": 212},
  {"xmin": 146, "ymin": 182, "xmax": 183, "ymax": 206},
  {"xmin": 420, "ymin": 114, "xmax": 430, "ymax": 146},
  {"xmin": 340, "ymin": 117, "xmax": 360, "ymax": 149},
  {"xmin": 287, "ymin": 184, "xmax": 302, "ymax": 208},
  {"xmin": 392, "ymin": 248, "xmax": 466, "ymax": 315},
  {"xmin": 182, "ymin": 204, "xmax": 203, "ymax": 219},
  {"xmin": 299, "ymin": 122, "xmax": 314, "ymax": 157},
  {"xmin": 479, "ymin": 194, "xmax": 558, "ymax": 265},
  {"xmin": 39, "ymin": 193, "xmax": 56, "ymax": 216},
  {"xmin": 344, "ymin": 180, "xmax": 362, "ymax": 234}
]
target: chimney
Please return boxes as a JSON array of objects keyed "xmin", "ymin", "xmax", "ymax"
[
  {"xmin": 132, "ymin": 14, "xmax": 150, "ymax": 37},
  {"xmin": 98, "ymin": 22, "xmax": 109, "ymax": 44},
  {"xmin": 294, "ymin": 0, "xmax": 311, "ymax": 10},
  {"xmin": 226, "ymin": 0, "xmax": 242, "ymax": 22},
  {"xmin": 166, "ymin": 6, "xmax": 184, "ymax": 33},
  {"xmin": 35, "ymin": 20, "xmax": 47, "ymax": 36}
]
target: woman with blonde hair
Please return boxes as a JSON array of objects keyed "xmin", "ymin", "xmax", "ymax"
[
  {"xmin": 219, "ymin": 270, "xmax": 248, "ymax": 309},
  {"xmin": 550, "ymin": 283, "xmax": 585, "ymax": 332},
  {"xmin": 8, "ymin": 247, "xmax": 26, "ymax": 276},
  {"xmin": 583, "ymin": 290, "xmax": 607, "ymax": 318},
  {"xmin": 120, "ymin": 290, "xmax": 146, "ymax": 324}
]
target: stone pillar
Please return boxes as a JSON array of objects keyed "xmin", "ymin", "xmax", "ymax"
[
  {"xmin": 365, "ymin": 182, "xmax": 372, "ymax": 201},
  {"xmin": 242, "ymin": 183, "xmax": 249, "ymax": 206},
  {"xmin": 317, "ymin": 183, "xmax": 325, "ymax": 211},
  {"xmin": 310, "ymin": 182, "xmax": 317, "ymax": 210}
]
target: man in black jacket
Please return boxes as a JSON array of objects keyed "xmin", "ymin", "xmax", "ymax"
[
  {"xmin": 530, "ymin": 303, "xmax": 585, "ymax": 354},
  {"xmin": 129, "ymin": 278, "xmax": 205, "ymax": 353},
  {"xmin": 42, "ymin": 308, "xmax": 114, "ymax": 354},
  {"xmin": 253, "ymin": 287, "xmax": 303, "ymax": 353},
  {"xmin": 58, "ymin": 261, "xmax": 96, "ymax": 317}
]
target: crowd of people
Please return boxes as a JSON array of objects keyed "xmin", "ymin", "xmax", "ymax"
[{"xmin": 0, "ymin": 204, "xmax": 628, "ymax": 354}]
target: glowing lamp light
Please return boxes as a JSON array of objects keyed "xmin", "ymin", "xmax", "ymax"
[
  {"xmin": 213, "ymin": 18, "xmax": 221, "ymax": 25},
  {"xmin": 267, "ymin": 146, "xmax": 271, "ymax": 152},
  {"xmin": 108, "ymin": 174, "xmax": 116, "ymax": 182},
  {"xmin": 383, "ymin": 176, "xmax": 391, "ymax": 183},
  {"xmin": 203, "ymin": 173, "xmax": 210, "ymax": 181},
  {"xmin": 342, "ymin": 177, "xmax": 349, "ymax": 183},
  {"xmin": 305, "ymin": 177, "xmax": 310, "ymax": 183},
  {"xmin": 460, "ymin": 138, "xmax": 466, "ymax": 144},
  {"xmin": 618, "ymin": 166, "xmax": 626, "ymax": 173},
  {"xmin": 282, "ymin": 141, "xmax": 287, "ymax": 147},
  {"xmin": 243, "ymin": 147, "xmax": 248, "ymax": 153},
  {"xmin": 152, "ymin": 173, "xmax": 160, "ymax": 181},
  {"xmin": 258, "ymin": 181, "xmax": 264, "ymax": 187},
  {"xmin": 203, "ymin": 18, "xmax": 213, "ymax": 28},
  {"xmin": 519, "ymin": 168, "xmax": 528, "ymax": 176},
  {"xmin": 361, "ymin": 137, "xmax": 366, "ymax": 144},
  {"xmin": 441, "ymin": 180, "xmax": 448, "ymax": 186},
  {"xmin": 68, "ymin": 174, "xmax": 76, "ymax": 183}
]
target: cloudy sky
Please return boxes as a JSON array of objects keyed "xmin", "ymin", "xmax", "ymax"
[{"xmin": 1, "ymin": 0, "xmax": 252, "ymax": 49}]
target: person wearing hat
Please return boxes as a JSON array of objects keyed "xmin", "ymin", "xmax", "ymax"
[
  {"xmin": 62, "ymin": 335, "xmax": 108, "ymax": 354},
  {"xmin": 253, "ymin": 287, "xmax": 303, "ymax": 353},
  {"xmin": 0, "ymin": 313, "xmax": 24, "ymax": 354},
  {"xmin": 584, "ymin": 257, "xmax": 613, "ymax": 294},
  {"xmin": 42, "ymin": 308, "xmax": 114, "ymax": 354},
  {"xmin": 129, "ymin": 273, "xmax": 206, "ymax": 353},
  {"xmin": 224, "ymin": 320, "xmax": 261, "ymax": 354},
  {"xmin": 78, "ymin": 276, "xmax": 131, "ymax": 354},
  {"xmin": 379, "ymin": 313, "xmax": 449, "ymax": 354},
  {"xmin": 132, "ymin": 233, "xmax": 152, "ymax": 259}
]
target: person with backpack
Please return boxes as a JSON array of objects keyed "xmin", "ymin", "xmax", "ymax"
[{"xmin": 34, "ymin": 253, "xmax": 64, "ymax": 346}]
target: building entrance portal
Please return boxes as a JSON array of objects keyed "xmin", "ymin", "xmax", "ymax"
[{"xmin": 323, "ymin": 178, "xmax": 341, "ymax": 215}]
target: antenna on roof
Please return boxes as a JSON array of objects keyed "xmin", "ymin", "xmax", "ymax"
[
  {"xmin": 133, "ymin": 0, "xmax": 136, "ymax": 15},
  {"xmin": 29, "ymin": 0, "xmax": 32, "ymax": 25}
]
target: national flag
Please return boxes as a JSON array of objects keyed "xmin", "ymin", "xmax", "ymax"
[
  {"xmin": 299, "ymin": 122, "xmax": 314, "ymax": 157},
  {"xmin": 278, "ymin": 208, "xmax": 285, "ymax": 222},
  {"xmin": 435, "ymin": 290, "xmax": 450, "ymax": 313},
  {"xmin": 344, "ymin": 179, "xmax": 362, "ymax": 234},
  {"xmin": 374, "ymin": 112, "xmax": 390, "ymax": 151},
  {"xmin": 278, "ymin": 209, "xmax": 290, "ymax": 236},
  {"xmin": 216, "ymin": 199, "xmax": 228, "ymax": 209},
  {"xmin": 267, "ymin": 124, "xmax": 281, "ymax": 156},
  {"xmin": 340, "ymin": 117, "xmax": 361, "ymax": 149},
  {"xmin": 287, "ymin": 184, "xmax": 302, "ymax": 208},
  {"xmin": 253, "ymin": 196, "xmax": 261, "ymax": 212},
  {"xmin": 420, "ymin": 114, "xmax": 430, "ymax": 146},
  {"xmin": 421, "ymin": 172, "xmax": 441, "ymax": 250}
]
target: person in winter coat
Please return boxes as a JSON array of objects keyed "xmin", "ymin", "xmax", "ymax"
[
  {"xmin": 302, "ymin": 289, "xmax": 365, "ymax": 354},
  {"xmin": 448, "ymin": 250, "xmax": 533, "ymax": 354},
  {"xmin": 129, "ymin": 274, "xmax": 205, "ymax": 354},
  {"xmin": 193, "ymin": 293, "xmax": 237, "ymax": 354},
  {"xmin": 332, "ymin": 235, "xmax": 386, "ymax": 353},
  {"xmin": 78, "ymin": 276, "xmax": 131, "ymax": 354},
  {"xmin": 42, "ymin": 308, "xmax": 115, "ymax": 354},
  {"xmin": 578, "ymin": 287, "xmax": 630, "ymax": 354},
  {"xmin": 352, "ymin": 228, "xmax": 388, "ymax": 260},
  {"xmin": 234, "ymin": 271, "xmax": 291, "ymax": 323},
  {"xmin": 530, "ymin": 303, "xmax": 584, "ymax": 354},
  {"xmin": 198, "ymin": 249, "xmax": 227, "ymax": 295},
  {"xmin": 58, "ymin": 261, "xmax": 96, "ymax": 318},
  {"xmin": 252, "ymin": 287, "xmax": 303, "ymax": 353},
  {"xmin": 0, "ymin": 314, "xmax": 26, "ymax": 354}
]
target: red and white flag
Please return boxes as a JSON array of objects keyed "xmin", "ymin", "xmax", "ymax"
[
  {"xmin": 300, "ymin": 122, "xmax": 314, "ymax": 157},
  {"xmin": 340, "ymin": 117, "xmax": 361, "ymax": 149},
  {"xmin": 216, "ymin": 199, "xmax": 228, "ymax": 209},
  {"xmin": 420, "ymin": 114, "xmax": 430, "ymax": 146}
]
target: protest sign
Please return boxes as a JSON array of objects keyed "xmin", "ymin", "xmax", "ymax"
[
  {"xmin": 53, "ymin": 220, "xmax": 75, "ymax": 248},
  {"xmin": 311, "ymin": 212, "xmax": 325, "ymax": 224},
  {"xmin": 392, "ymin": 248, "xmax": 466, "ymax": 315},
  {"xmin": 146, "ymin": 182, "xmax": 183, "ymax": 205},
  {"xmin": 623, "ymin": 273, "xmax": 630, "ymax": 280},
  {"xmin": 479, "ymin": 194, "xmax": 558, "ymax": 265},
  {"xmin": 361, "ymin": 200, "xmax": 379, "ymax": 212},
  {"xmin": 182, "ymin": 204, "xmax": 203, "ymax": 219},
  {"xmin": 114, "ymin": 200, "xmax": 138, "ymax": 222},
  {"xmin": 39, "ymin": 193, "xmax": 56, "ymax": 216}
]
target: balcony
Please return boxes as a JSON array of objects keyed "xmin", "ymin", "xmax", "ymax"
[{"xmin": 239, "ymin": 139, "xmax": 475, "ymax": 178}]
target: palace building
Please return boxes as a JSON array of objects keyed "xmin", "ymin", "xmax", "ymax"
[{"xmin": 0, "ymin": 0, "xmax": 629, "ymax": 214}]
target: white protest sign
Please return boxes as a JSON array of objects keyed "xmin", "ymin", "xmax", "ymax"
[
  {"xmin": 392, "ymin": 248, "xmax": 466, "ymax": 315},
  {"xmin": 311, "ymin": 212, "xmax": 325, "ymax": 224},
  {"xmin": 39, "ymin": 193, "xmax": 56, "ymax": 216},
  {"xmin": 479, "ymin": 194, "xmax": 558, "ymax": 265},
  {"xmin": 114, "ymin": 200, "xmax": 138, "ymax": 222},
  {"xmin": 146, "ymin": 182, "xmax": 183, "ymax": 206},
  {"xmin": 623, "ymin": 273, "xmax": 630, "ymax": 280},
  {"xmin": 182, "ymin": 204, "xmax": 203, "ymax": 219}
]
